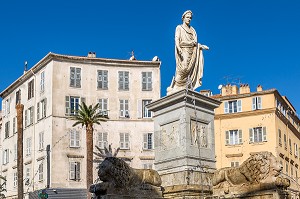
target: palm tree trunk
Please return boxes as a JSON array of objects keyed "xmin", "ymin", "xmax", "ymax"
[
  {"xmin": 16, "ymin": 104, "xmax": 24, "ymax": 199},
  {"xmin": 86, "ymin": 124, "xmax": 94, "ymax": 199}
]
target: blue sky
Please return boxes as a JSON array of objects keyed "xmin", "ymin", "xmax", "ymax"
[{"xmin": 0, "ymin": 0, "xmax": 299, "ymax": 112}]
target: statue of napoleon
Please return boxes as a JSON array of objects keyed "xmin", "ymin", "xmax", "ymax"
[{"xmin": 167, "ymin": 10, "xmax": 209, "ymax": 95}]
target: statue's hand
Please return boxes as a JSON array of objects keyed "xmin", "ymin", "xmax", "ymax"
[{"xmin": 201, "ymin": 45, "xmax": 209, "ymax": 50}]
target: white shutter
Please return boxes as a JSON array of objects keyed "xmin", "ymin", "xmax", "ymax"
[
  {"xmin": 237, "ymin": 100, "xmax": 242, "ymax": 112},
  {"xmin": 65, "ymin": 96, "xmax": 70, "ymax": 115},
  {"xmin": 70, "ymin": 162, "xmax": 75, "ymax": 180},
  {"xmin": 120, "ymin": 100, "xmax": 124, "ymax": 117},
  {"xmin": 103, "ymin": 132, "xmax": 108, "ymax": 148},
  {"xmin": 75, "ymin": 68, "xmax": 81, "ymax": 88},
  {"xmin": 238, "ymin": 130, "xmax": 242, "ymax": 144},
  {"xmin": 70, "ymin": 130, "xmax": 75, "ymax": 147},
  {"xmin": 262, "ymin": 127, "xmax": 267, "ymax": 141},
  {"xmin": 249, "ymin": 128, "xmax": 253, "ymax": 143},
  {"xmin": 125, "ymin": 133, "xmax": 129, "ymax": 149},
  {"xmin": 120, "ymin": 133, "xmax": 124, "ymax": 148},
  {"xmin": 80, "ymin": 97, "xmax": 86, "ymax": 104},
  {"xmin": 137, "ymin": 100, "xmax": 142, "ymax": 119},
  {"xmin": 75, "ymin": 131, "xmax": 80, "ymax": 147},
  {"xmin": 43, "ymin": 98, "xmax": 47, "ymax": 117},
  {"xmin": 124, "ymin": 72, "xmax": 129, "ymax": 90},
  {"xmin": 143, "ymin": 134, "xmax": 148, "ymax": 149},
  {"xmin": 37, "ymin": 102, "xmax": 40, "ymax": 120},
  {"xmin": 125, "ymin": 100, "xmax": 129, "ymax": 116},
  {"xmin": 118, "ymin": 71, "xmax": 123, "ymax": 90},
  {"xmin": 70, "ymin": 67, "xmax": 75, "ymax": 87},
  {"xmin": 98, "ymin": 132, "xmax": 103, "ymax": 148},
  {"xmin": 2, "ymin": 100, "xmax": 6, "ymax": 117},
  {"xmin": 25, "ymin": 109, "xmax": 28, "ymax": 127},
  {"xmin": 257, "ymin": 97, "xmax": 262, "ymax": 109},
  {"xmin": 224, "ymin": 102, "xmax": 229, "ymax": 113},
  {"xmin": 103, "ymin": 70, "xmax": 108, "ymax": 89},
  {"xmin": 76, "ymin": 162, "xmax": 81, "ymax": 180},
  {"xmin": 252, "ymin": 97, "xmax": 256, "ymax": 110},
  {"xmin": 225, "ymin": 131, "xmax": 229, "ymax": 145},
  {"xmin": 142, "ymin": 72, "xmax": 147, "ymax": 90}
]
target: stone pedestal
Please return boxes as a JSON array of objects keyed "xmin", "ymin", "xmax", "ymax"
[{"xmin": 147, "ymin": 89, "xmax": 221, "ymax": 198}]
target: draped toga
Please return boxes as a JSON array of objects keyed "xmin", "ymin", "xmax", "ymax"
[{"xmin": 173, "ymin": 25, "xmax": 204, "ymax": 90}]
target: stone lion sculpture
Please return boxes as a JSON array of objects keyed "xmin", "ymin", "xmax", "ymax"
[
  {"xmin": 90, "ymin": 145, "xmax": 162, "ymax": 197},
  {"xmin": 212, "ymin": 151, "xmax": 290, "ymax": 196}
]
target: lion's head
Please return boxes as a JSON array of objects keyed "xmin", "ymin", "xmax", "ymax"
[
  {"xmin": 98, "ymin": 157, "xmax": 132, "ymax": 188},
  {"xmin": 239, "ymin": 151, "xmax": 282, "ymax": 183}
]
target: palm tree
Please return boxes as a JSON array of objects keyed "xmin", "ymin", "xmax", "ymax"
[{"xmin": 71, "ymin": 102, "xmax": 107, "ymax": 198}]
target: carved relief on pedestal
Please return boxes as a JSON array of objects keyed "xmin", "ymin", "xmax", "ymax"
[
  {"xmin": 190, "ymin": 120, "xmax": 208, "ymax": 148},
  {"xmin": 160, "ymin": 121, "xmax": 179, "ymax": 150}
]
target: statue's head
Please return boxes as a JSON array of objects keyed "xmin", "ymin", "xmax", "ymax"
[{"xmin": 182, "ymin": 10, "xmax": 193, "ymax": 21}]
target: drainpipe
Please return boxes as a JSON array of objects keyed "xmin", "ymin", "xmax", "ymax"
[{"xmin": 46, "ymin": 145, "xmax": 50, "ymax": 188}]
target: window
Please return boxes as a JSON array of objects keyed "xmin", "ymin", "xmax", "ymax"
[
  {"xmin": 224, "ymin": 100, "xmax": 242, "ymax": 113},
  {"xmin": 284, "ymin": 134, "xmax": 287, "ymax": 150},
  {"xmin": 289, "ymin": 139, "xmax": 292, "ymax": 154},
  {"xmin": 291, "ymin": 165, "xmax": 294, "ymax": 178},
  {"xmin": 4, "ymin": 98, "xmax": 10, "ymax": 115},
  {"xmin": 120, "ymin": 133, "xmax": 130, "ymax": 149},
  {"xmin": 70, "ymin": 67, "xmax": 81, "ymax": 88},
  {"xmin": 70, "ymin": 162, "xmax": 81, "ymax": 180},
  {"xmin": 2, "ymin": 149, "xmax": 9, "ymax": 165},
  {"xmin": 225, "ymin": 130, "xmax": 242, "ymax": 145},
  {"xmin": 26, "ymin": 137, "xmax": 32, "ymax": 156},
  {"xmin": 97, "ymin": 70, "xmax": 108, "ymax": 89},
  {"xmin": 98, "ymin": 98, "xmax": 108, "ymax": 117},
  {"xmin": 70, "ymin": 130, "xmax": 80, "ymax": 148},
  {"xmin": 295, "ymin": 143, "xmax": 299, "ymax": 157},
  {"xmin": 40, "ymin": 71, "xmax": 45, "ymax": 93},
  {"xmin": 13, "ymin": 117, "xmax": 16, "ymax": 134},
  {"xmin": 37, "ymin": 99, "xmax": 47, "ymax": 120},
  {"xmin": 230, "ymin": 162, "xmax": 239, "ymax": 167},
  {"xmin": 4, "ymin": 121, "xmax": 10, "ymax": 138},
  {"xmin": 98, "ymin": 132, "xmax": 108, "ymax": 149},
  {"xmin": 16, "ymin": 90, "xmax": 21, "ymax": 105},
  {"xmin": 143, "ymin": 133, "xmax": 153, "ymax": 150},
  {"xmin": 25, "ymin": 106, "xmax": 34, "ymax": 126},
  {"xmin": 28, "ymin": 80, "xmax": 34, "ymax": 100},
  {"xmin": 286, "ymin": 162, "xmax": 288, "ymax": 175},
  {"xmin": 38, "ymin": 162, "xmax": 43, "ymax": 181},
  {"xmin": 249, "ymin": 127, "xmax": 267, "ymax": 143},
  {"xmin": 278, "ymin": 129, "xmax": 282, "ymax": 146},
  {"xmin": 13, "ymin": 172, "xmax": 17, "ymax": 188},
  {"xmin": 65, "ymin": 96, "xmax": 85, "ymax": 115},
  {"xmin": 39, "ymin": 132, "xmax": 44, "ymax": 150},
  {"xmin": 119, "ymin": 99, "xmax": 129, "ymax": 117},
  {"xmin": 118, "ymin": 71, "xmax": 129, "ymax": 90},
  {"xmin": 252, "ymin": 96, "xmax": 262, "ymax": 110},
  {"xmin": 142, "ymin": 72, "xmax": 152, "ymax": 91},
  {"xmin": 142, "ymin": 100, "xmax": 152, "ymax": 118}
]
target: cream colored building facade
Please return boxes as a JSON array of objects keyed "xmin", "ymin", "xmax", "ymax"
[
  {"xmin": 0, "ymin": 52, "xmax": 160, "ymax": 197},
  {"xmin": 210, "ymin": 84, "xmax": 300, "ymax": 195}
]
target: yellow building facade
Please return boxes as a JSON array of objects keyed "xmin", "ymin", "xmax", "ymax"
[{"xmin": 210, "ymin": 84, "xmax": 300, "ymax": 195}]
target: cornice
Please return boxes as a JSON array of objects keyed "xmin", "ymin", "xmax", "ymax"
[
  {"xmin": 215, "ymin": 108, "xmax": 277, "ymax": 119},
  {"xmin": 0, "ymin": 52, "xmax": 161, "ymax": 98}
]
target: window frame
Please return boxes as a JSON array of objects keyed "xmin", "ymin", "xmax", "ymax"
[
  {"xmin": 143, "ymin": 133, "xmax": 154, "ymax": 150},
  {"xmin": 70, "ymin": 129, "xmax": 80, "ymax": 148},
  {"xmin": 224, "ymin": 100, "xmax": 242, "ymax": 114},
  {"xmin": 69, "ymin": 161, "xmax": 81, "ymax": 181},
  {"xmin": 97, "ymin": 70, "xmax": 108, "ymax": 89},
  {"xmin": 120, "ymin": 133, "xmax": 130, "ymax": 149},
  {"xmin": 249, "ymin": 127, "xmax": 267, "ymax": 143},
  {"xmin": 70, "ymin": 67, "xmax": 81, "ymax": 88},
  {"xmin": 118, "ymin": 71, "xmax": 129, "ymax": 91},
  {"xmin": 28, "ymin": 79, "xmax": 34, "ymax": 100},
  {"xmin": 119, "ymin": 99, "xmax": 129, "ymax": 118},
  {"xmin": 98, "ymin": 132, "xmax": 108, "ymax": 149},
  {"xmin": 142, "ymin": 72, "xmax": 152, "ymax": 91},
  {"xmin": 225, "ymin": 130, "xmax": 242, "ymax": 145},
  {"xmin": 252, "ymin": 96, "xmax": 262, "ymax": 110},
  {"xmin": 142, "ymin": 100, "xmax": 152, "ymax": 118}
]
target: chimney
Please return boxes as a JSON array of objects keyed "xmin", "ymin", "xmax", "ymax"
[
  {"xmin": 231, "ymin": 85, "xmax": 238, "ymax": 95},
  {"xmin": 239, "ymin": 84, "xmax": 250, "ymax": 94},
  {"xmin": 200, "ymin": 90, "xmax": 212, "ymax": 97},
  {"xmin": 221, "ymin": 84, "xmax": 237, "ymax": 96},
  {"xmin": 87, "ymin": 52, "xmax": 96, "ymax": 58},
  {"xmin": 257, "ymin": 85, "xmax": 263, "ymax": 92}
]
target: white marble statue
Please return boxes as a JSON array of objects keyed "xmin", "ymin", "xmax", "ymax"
[{"xmin": 167, "ymin": 10, "xmax": 209, "ymax": 95}]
